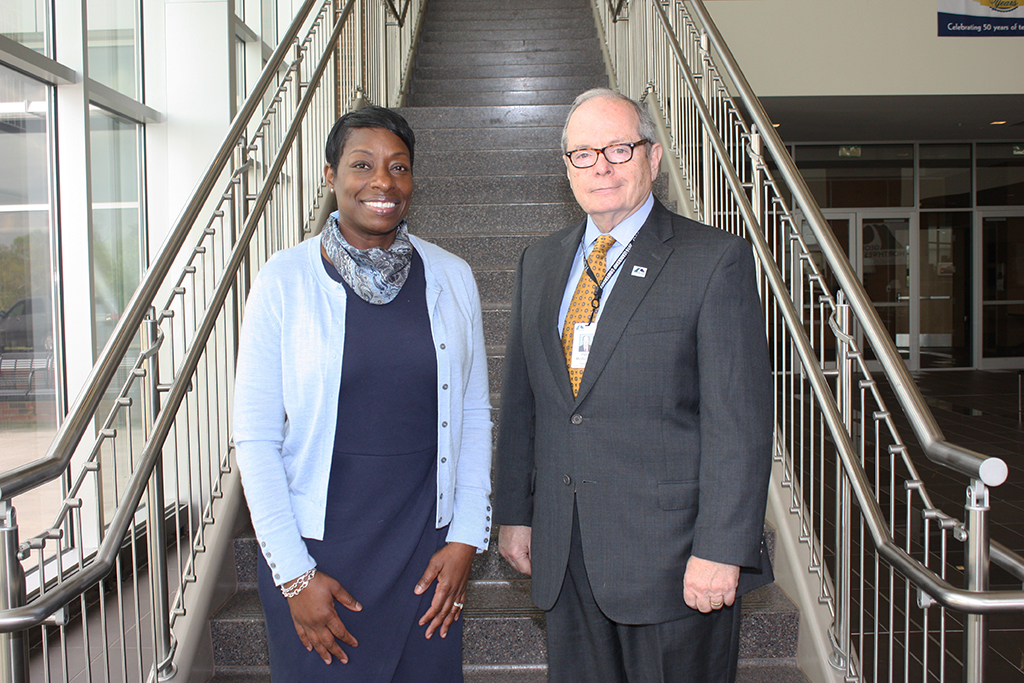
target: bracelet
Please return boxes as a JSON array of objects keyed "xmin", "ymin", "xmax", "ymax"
[{"xmin": 281, "ymin": 567, "xmax": 317, "ymax": 598}]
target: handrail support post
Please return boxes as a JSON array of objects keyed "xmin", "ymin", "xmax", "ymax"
[
  {"xmin": 144, "ymin": 313, "xmax": 175, "ymax": 681},
  {"xmin": 831, "ymin": 296, "xmax": 853, "ymax": 670},
  {"xmin": 0, "ymin": 501, "xmax": 28, "ymax": 683},
  {"xmin": 963, "ymin": 479, "xmax": 989, "ymax": 683}
]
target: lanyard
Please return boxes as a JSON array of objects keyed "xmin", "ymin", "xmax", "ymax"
[{"xmin": 582, "ymin": 233, "xmax": 637, "ymax": 323}]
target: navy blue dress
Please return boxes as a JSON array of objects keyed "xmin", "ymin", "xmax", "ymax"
[{"xmin": 256, "ymin": 251, "xmax": 462, "ymax": 682}]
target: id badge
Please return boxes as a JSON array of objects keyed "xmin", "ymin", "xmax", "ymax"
[{"xmin": 570, "ymin": 322, "xmax": 598, "ymax": 369}]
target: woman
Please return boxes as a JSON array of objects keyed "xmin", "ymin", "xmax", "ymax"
[{"xmin": 233, "ymin": 106, "xmax": 492, "ymax": 682}]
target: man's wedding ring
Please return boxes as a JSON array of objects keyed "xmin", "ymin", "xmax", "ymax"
[{"xmin": 453, "ymin": 601, "xmax": 464, "ymax": 609}]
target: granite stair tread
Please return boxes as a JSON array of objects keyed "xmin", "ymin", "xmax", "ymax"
[
  {"xmin": 411, "ymin": 76, "xmax": 603, "ymax": 95},
  {"xmin": 419, "ymin": 17, "xmax": 598, "ymax": 33},
  {"xmin": 396, "ymin": 105, "xmax": 572, "ymax": 129},
  {"xmin": 416, "ymin": 38, "xmax": 601, "ymax": 55},
  {"xmin": 420, "ymin": 29, "xmax": 592, "ymax": 43},
  {"xmin": 416, "ymin": 49, "xmax": 604, "ymax": 68}
]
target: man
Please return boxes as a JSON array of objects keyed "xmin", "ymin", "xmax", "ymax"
[{"xmin": 494, "ymin": 88, "xmax": 774, "ymax": 682}]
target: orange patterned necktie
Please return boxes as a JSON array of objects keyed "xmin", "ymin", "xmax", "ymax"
[{"xmin": 561, "ymin": 234, "xmax": 616, "ymax": 396}]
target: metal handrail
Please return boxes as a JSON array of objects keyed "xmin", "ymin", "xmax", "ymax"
[
  {"xmin": 0, "ymin": 2, "xmax": 426, "ymax": 681},
  {"xmin": 592, "ymin": 0, "xmax": 1024, "ymax": 678},
  {"xmin": 685, "ymin": 0, "xmax": 1008, "ymax": 490},
  {"xmin": 0, "ymin": 0, "xmax": 321, "ymax": 504},
  {"xmin": 647, "ymin": 0, "xmax": 1023, "ymax": 614},
  {"xmin": 0, "ymin": 0, "xmax": 354, "ymax": 633}
]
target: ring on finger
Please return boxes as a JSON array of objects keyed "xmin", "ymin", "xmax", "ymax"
[
  {"xmin": 710, "ymin": 599, "xmax": 723, "ymax": 608},
  {"xmin": 453, "ymin": 601, "xmax": 464, "ymax": 609}
]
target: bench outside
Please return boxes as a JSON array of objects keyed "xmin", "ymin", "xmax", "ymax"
[{"xmin": 0, "ymin": 351, "xmax": 56, "ymax": 397}]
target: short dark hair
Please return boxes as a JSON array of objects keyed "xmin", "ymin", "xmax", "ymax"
[{"xmin": 324, "ymin": 106, "xmax": 416, "ymax": 171}]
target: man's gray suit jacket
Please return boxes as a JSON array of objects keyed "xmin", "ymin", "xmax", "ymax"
[{"xmin": 494, "ymin": 199, "xmax": 775, "ymax": 626}]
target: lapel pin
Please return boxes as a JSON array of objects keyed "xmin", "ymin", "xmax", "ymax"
[{"xmin": 631, "ymin": 266, "xmax": 647, "ymax": 278}]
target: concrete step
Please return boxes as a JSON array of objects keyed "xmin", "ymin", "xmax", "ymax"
[
  {"xmin": 415, "ymin": 48, "xmax": 603, "ymax": 68},
  {"xmin": 415, "ymin": 175, "xmax": 576, "ymax": 206},
  {"xmin": 419, "ymin": 234, "xmax": 545, "ymax": 269},
  {"xmin": 412, "ymin": 150, "xmax": 568, "ymax": 178},
  {"xmin": 207, "ymin": 662, "xmax": 808, "ymax": 682},
  {"xmin": 408, "ymin": 89, "xmax": 593, "ymax": 108},
  {"xmin": 426, "ymin": 0, "xmax": 592, "ymax": 8},
  {"xmin": 209, "ymin": 587, "xmax": 270, "ymax": 669},
  {"xmin": 397, "ymin": 104, "xmax": 570, "ymax": 130},
  {"xmin": 411, "ymin": 75, "xmax": 604, "ymax": 95},
  {"xmin": 463, "ymin": 671, "xmax": 547, "ymax": 683},
  {"xmin": 416, "ymin": 38, "xmax": 600, "ymax": 55},
  {"xmin": 420, "ymin": 28, "xmax": 591, "ymax": 43},
  {"xmin": 415, "ymin": 127, "xmax": 564, "ymax": 152},
  {"xmin": 407, "ymin": 204, "xmax": 585, "ymax": 236},
  {"xmin": 209, "ymin": 578, "xmax": 800, "ymax": 681},
  {"xmin": 472, "ymin": 271, "xmax": 517, "ymax": 306},
  {"xmin": 413, "ymin": 61, "xmax": 606, "ymax": 82},
  {"xmin": 483, "ymin": 307, "xmax": 511, "ymax": 348},
  {"xmin": 424, "ymin": 7, "xmax": 595, "ymax": 25},
  {"xmin": 420, "ymin": 17, "xmax": 597, "ymax": 34}
]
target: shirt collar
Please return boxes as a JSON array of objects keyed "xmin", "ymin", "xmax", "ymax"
[{"xmin": 582, "ymin": 193, "xmax": 655, "ymax": 250}]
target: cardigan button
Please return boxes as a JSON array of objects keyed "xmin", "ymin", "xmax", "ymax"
[
  {"xmin": 571, "ymin": 414, "xmax": 583, "ymax": 425},
  {"xmin": 563, "ymin": 474, "xmax": 572, "ymax": 486}
]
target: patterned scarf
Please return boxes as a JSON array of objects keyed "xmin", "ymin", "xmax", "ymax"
[{"xmin": 320, "ymin": 212, "xmax": 413, "ymax": 305}]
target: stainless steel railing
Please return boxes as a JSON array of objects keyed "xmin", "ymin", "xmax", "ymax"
[
  {"xmin": 592, "ymin": 1, "xmax": 1024, "ymax": 681},
  {"xmin": 0, "ymin": 0, "xmax": 424, "ymax": 680}
]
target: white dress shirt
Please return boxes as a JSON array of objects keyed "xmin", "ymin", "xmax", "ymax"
[{"xmin": 557, "ymin": 193, "xmax": 655, "ymax": 333}]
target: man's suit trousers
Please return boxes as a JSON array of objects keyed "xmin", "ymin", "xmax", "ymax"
[{"xmin": 545, "ymin": 501, "xmax": 743, "ymax": 683}]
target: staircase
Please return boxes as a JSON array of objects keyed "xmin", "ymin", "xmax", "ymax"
[{"xmin": 206, "ymin": 0, "xmax": 807, "ymax": 680}]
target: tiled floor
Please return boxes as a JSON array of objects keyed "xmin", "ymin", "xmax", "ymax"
[{"xmin": 878, "ymin": 369, "xmax": 1024, "ymax": 681}]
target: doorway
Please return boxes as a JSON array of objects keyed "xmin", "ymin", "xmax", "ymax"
[{"xmin": 800, "ymin": 211, "xmax": 972, "ymax": 371}]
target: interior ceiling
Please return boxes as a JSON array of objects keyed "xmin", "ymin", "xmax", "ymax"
[{"xmin": 759, "ymin": 94, "xmax": 1024, "ymax": 144}]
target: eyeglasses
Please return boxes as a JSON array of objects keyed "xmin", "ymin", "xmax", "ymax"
[{"xmin": 564, "ymin": 140, "xmax": 650, "ymax": 169}]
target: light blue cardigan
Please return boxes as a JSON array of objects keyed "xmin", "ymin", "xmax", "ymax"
[{"xmin": 233, "ymin": 235, "xmax": 493, "ymax": 586}]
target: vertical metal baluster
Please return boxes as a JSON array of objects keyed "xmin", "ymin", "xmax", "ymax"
[
  {"xmin": 0, "ymin": 501, "xmax": 28, "ymax": 683},
  {"xmin": 833, "ymin": 297, "xmax": 852, "ymax": 671},
  {"xmin": 963, "ymin": 480, "xmax": 989, "ymax": 683},
  {"xmin": 143, "ymin": 312, "xmax": 174, "ymax": 681}
]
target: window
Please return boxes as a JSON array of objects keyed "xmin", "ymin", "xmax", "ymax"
[
  {"xmin": 920, "ymin": 144, "xmax": 971, "ymax": 209},
  {"xmin": 0, "ymin": 0, "xmax": 49, "ymax": 55},
  {"xmin": 89, "ymin": 104, "xmax": 142, "ymax": 355},
  {"xmin": 977, "ymin": 143, "xmax": 1024, "ymax": 206},
  {"xmin": 0, "ymin": 62, "xmax": 59, "ymax": 541},
  {"xmin": 796, "ymin": 144, "xmax": 914, "ymax": 209},
  {"xmin": 87, "ymin": 0, "xmax": 139, "ymax": 99}
]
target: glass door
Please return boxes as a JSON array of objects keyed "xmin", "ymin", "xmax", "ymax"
[
  {"xmin": 919, "ymin": 213, "xmax": 972, "ymax": 368},
  {"xmin": 858, "ymin": 216, "xmax": 913, "ymax": 365},
  {"xmin": 981, "ymin": 214, "xmax": 1024, "ymax": 363},
  {"xmin": 798, "ymin": 211, "xmax": 973, "ymax": 370}
]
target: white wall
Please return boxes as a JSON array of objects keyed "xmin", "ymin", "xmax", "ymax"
[
  {"xmin": 704, "ymin": 0, "xmax": 1024, "ymax": 97},
  {"xmin": 144, "ymin": 0, "xmax": 234, "ymax": 253}
]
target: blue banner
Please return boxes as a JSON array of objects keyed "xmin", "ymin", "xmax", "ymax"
[{"xmin": 938, "ymin": 0, "xmax": 1024, "ymax": 35}]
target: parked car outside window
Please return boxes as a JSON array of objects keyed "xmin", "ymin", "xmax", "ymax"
[{"xmin": 0, "ymin": 296, "xmax": 53, "ymax": 353}]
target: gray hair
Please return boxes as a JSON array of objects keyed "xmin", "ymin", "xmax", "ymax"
[{"xmin": 560, "ymin": 88, "xmax": 659, "ymax": 152}]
